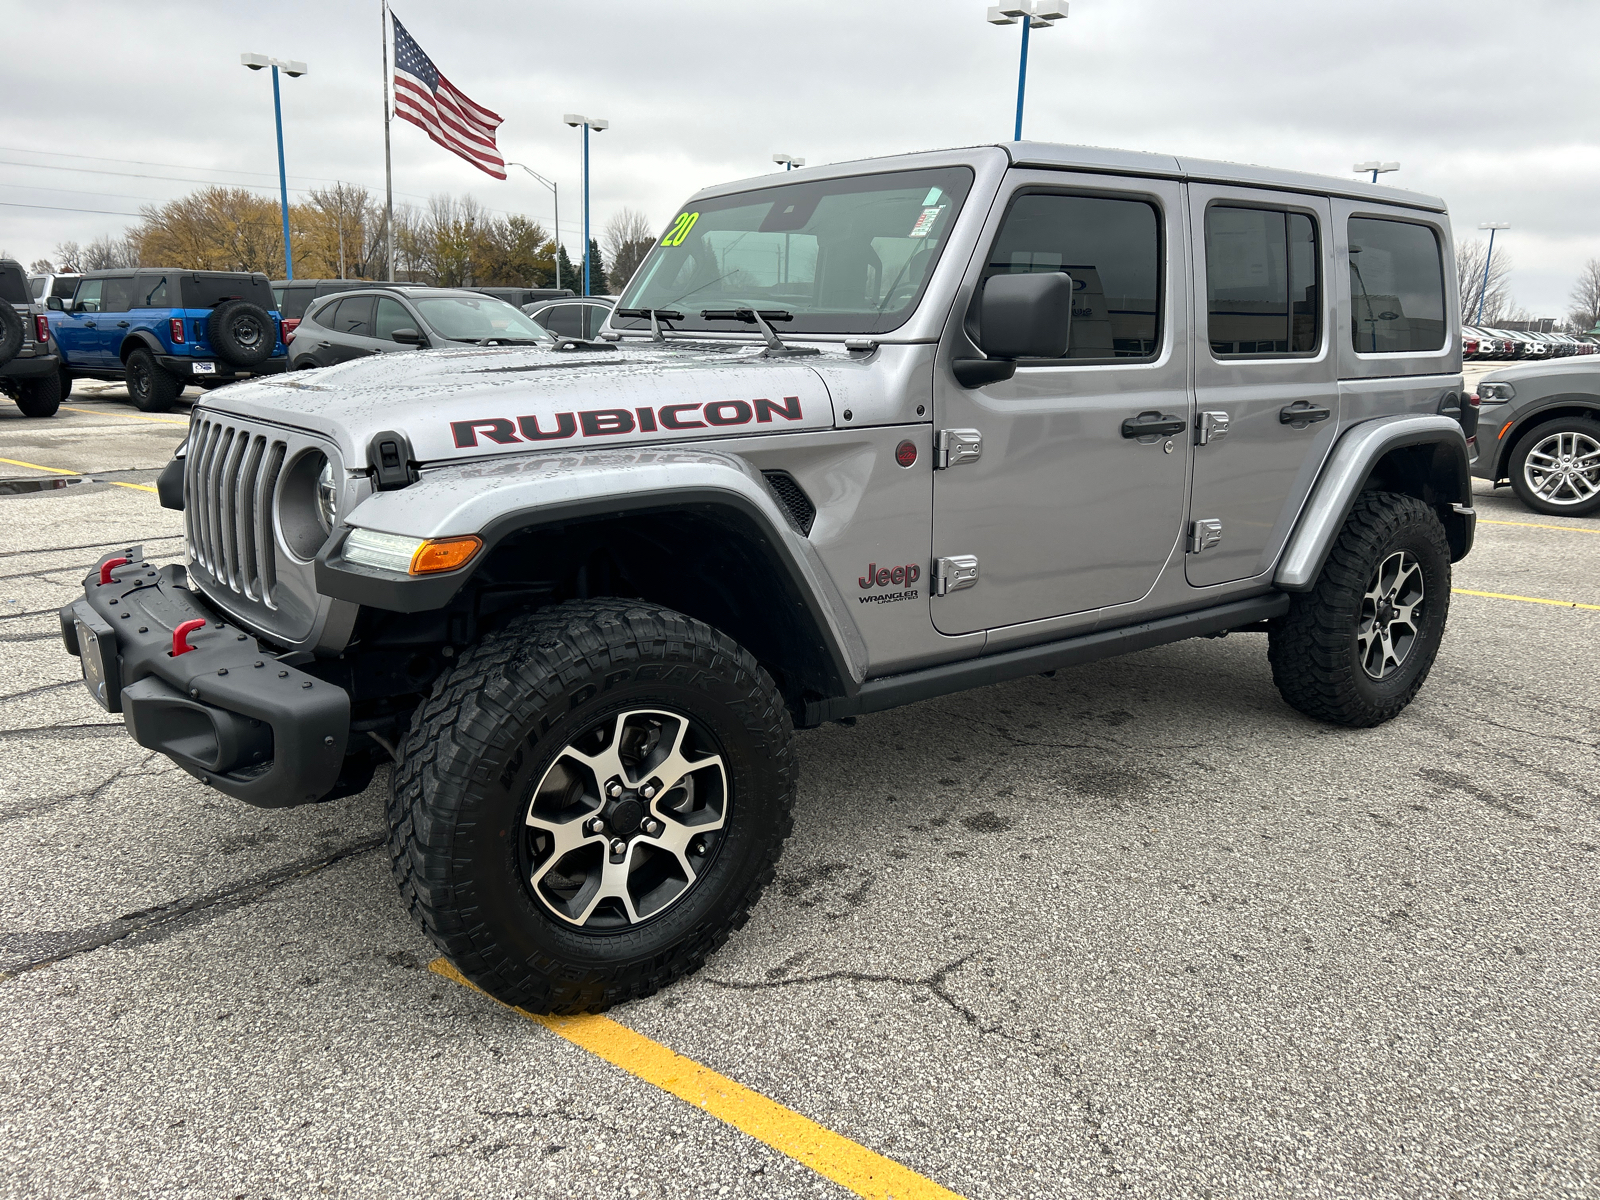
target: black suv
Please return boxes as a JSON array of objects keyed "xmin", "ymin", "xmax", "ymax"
[{"xmin": 0, "ymin": 258, "xmax": 62, "ymax": 418}]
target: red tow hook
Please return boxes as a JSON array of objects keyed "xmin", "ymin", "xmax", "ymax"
[
  {"xmin": 172, "ymin": 618, "xmax": 207, "ymax": 657},
  {"xmin": 99, "ymin": 557, "xmax": 128, "ymax": 585}
]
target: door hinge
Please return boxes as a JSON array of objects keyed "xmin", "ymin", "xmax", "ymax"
[
  {"xmin": 1188, "ymin": 519, "xmax": 1223, "ymax": 554},
  {"xmin": 934, "ymin": 428, "xmax": 982, "ymax": 470},
  {"xmin": 933, "ymin": 555, "xmax": 980, "ymax": 595},
  {"xmin": 1195, "ymin": 410, "xmax": 1231, "ymax": 445}
]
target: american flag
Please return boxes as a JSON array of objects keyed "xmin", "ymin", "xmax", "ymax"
[{"xmin": 392, "ymin": 14, "xmax": 506, "ymax": 179}]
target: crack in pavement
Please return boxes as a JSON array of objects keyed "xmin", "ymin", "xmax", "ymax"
[
  {"xmin": 0, "ymin": 751, "xmax": 170, "ymax": 825},
  {"xmin": 0, "ymin": 630, "xmax": 61, "ymax": 644},
  {"xmin": 702, "ymin": 952, "xmax": 1050, "ymax": 1050},
  {"xmin": 0, "ymin": 679, "xmax": 83, "ymax": 704},
  {"xmin": 0, "ymin": 721, "xmax": 125, "ymax": 743},
  {"xmin": 0, "ymin": 534, "xmax": 184, "ymax": 561},
  {"xmin": 0, "ymin": 835, "xmax": 386, "ymax": 979}
]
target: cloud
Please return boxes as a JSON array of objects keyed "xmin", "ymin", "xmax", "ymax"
[{"xmin": 2, "ymin": 0, "xmax": 1595, "ymax": 314}]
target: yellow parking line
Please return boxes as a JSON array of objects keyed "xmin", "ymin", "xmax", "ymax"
[
  {"xmin": 0, "ymin": 457, "xmax": 157, "ymax": 493},
  {"xmin": 1453, "ymin": 588, "xmax": 1600, "ymax": 612},
  {"xmin": 1478, "ymin": 519, "xmax": 1600, "ymax": 534},
  {"xmin": 429, "ymin": 958, "xmax": 966, "ymax": 1200},
  {"xmin": 60, "ymin": 405, "xmax": 189, "ymax": 427}
]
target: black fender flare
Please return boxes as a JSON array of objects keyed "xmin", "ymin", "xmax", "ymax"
[{"xmin": 119, "ymin": 329, "xmax": 166, "ymax": 364}]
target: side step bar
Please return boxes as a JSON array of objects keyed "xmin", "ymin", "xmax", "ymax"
[{"xmin": 803, "ymin": 593, "xmax": 1289, "ymax": 726}]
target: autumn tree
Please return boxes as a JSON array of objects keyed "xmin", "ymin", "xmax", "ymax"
[
  {"xmin": 131, "ymin": 187, "xmax": 285, "ymax": 274},
  {"xmin": 602, "ymin": 208, "xmax": 655, "ymax": 294}
]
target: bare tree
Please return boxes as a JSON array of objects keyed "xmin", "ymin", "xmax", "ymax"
[
  {"xmin": 53, "ymin": 241, "xmax": 84, "ymax": 273},
  {"xmin": 1568, "ymin": 257, "xmax": 1600, "ymax": 334},
  {"xmin": 81, "ymin": 233, "xmax": 140, "ymax": 270},
  {"xmin": 602, "ymin": 208, "xmax": 655, "ymax": 293},
  {"xmin": 1456, "ymin": 238, "xmax": 1515, "ymax": 325},
  {"xmin": 28, "ymin": 258, "xmax": 53, "ymax": 274}
]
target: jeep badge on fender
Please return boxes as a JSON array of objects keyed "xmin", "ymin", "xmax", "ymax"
[{"xmin": 64, "ymin": 140, "xmax": 1474, "ymax": 1016}]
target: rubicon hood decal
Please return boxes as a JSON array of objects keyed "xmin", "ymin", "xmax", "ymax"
[{"xmin": 196, "ymin": 343, "xmax": 836, "ymax": 467}]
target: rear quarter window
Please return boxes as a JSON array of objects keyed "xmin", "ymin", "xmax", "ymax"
[
  {"xmin": 0, "ymin": 266, "xmax": 28, "ymax": 305},
  {"xmin": 1348, "ymin": 217, "xmax": 1446, "ymax": 354},
  {"xmin": 179, "ymin": 275, "xmax": 275, "ymax": 310}
]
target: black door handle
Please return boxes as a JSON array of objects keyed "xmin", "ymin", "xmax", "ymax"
[
  {"xmin": 83, "ymin": 321, "xmax": 96, "ymax": 328},
  {"xmin": 1279, "ymin": 402, "xmax": 1331, "ymax": 427},
  {"xmin": 117, "ymin": 321, "xmax": 130, "ymax": 328},
  {"xmin": 1121, "ymin": 411, "xmax": 1187, "ymax": 439}
]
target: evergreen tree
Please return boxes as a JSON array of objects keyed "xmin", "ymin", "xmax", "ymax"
[
  {"xmin": 555, "ymin": 243, "xmax": 578, "ymax": 293},
  {"xmin": 586, "ymin": 237, "xmax": 609, "ymax": 295}
]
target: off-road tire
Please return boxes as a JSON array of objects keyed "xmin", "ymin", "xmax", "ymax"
[
  {"xmin": 206, "ymin": 300, "xmax": 274, "ymax": 368},
  {"xmin": 13, "ymin": 369, "xmax": 62, "ymax": 418},
  {"xmin": 125, "ymin": 347, "xmax": 181, "ymax": 413},
  {"xmin": 1268, "ymin": 491, "xmax": 1451, "ymax": 727},
  {"xmin": 1507, "ymin": 415, "xmax": 1600, "ymax": 517},
  {"xmin": 0, "ymin": 305, "xmax": 23, "ymax": 367},
  {"xmin": 57, "ymin": 369, "xmax": 72, "ymax": 399},
  {"xmin": 388, "ymin": 600, "xmax": 796, "ymax": 1014}
]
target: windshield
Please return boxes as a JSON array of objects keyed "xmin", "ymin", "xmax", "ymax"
[
  {"xmin": 615, "ymin": 166, "xmax": 974, "ymax": 336},
  {"xmin": 415, "ymin": 295, "xmax": 555, "ymax": 343}
]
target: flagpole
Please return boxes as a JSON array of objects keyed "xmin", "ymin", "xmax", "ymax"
[{"xmin": 382, "ymin": 0, "xmax": 395, "ymax": 282}]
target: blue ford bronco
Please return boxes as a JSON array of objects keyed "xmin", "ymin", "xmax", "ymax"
[{"xmin": 48, "ymin": 269, "xmax": 286, "ymax": 412}]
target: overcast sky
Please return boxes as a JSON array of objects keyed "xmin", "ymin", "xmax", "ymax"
[{"xmin": 3, "ymin": 0, "xmax": 1596, "ymax": 318}]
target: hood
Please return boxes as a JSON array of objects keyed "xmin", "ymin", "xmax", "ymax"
[{"xmin": 198, "ymin": 341, "xmax": 839, "ymax": 469}]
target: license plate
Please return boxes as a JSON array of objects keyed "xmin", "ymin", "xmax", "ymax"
[
  {"xmin": 192, "ymin": 361, "xmax": 217, "ymax": 375},
  {"xmin": 76, "ymin": 617, "xmax": 113, "ymax": 711}
]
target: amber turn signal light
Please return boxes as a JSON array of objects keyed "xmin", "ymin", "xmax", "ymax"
[{"xmin": 411, "ymin": 535, "xmax": 483, "ymax": 575}]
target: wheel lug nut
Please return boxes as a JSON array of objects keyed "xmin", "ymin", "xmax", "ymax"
[
  {"xmin": 641, "ymin": 784, "xmax": 657, "ymax": 799},
  {"xmin": 586, "ymin": 817, "xmax": 605, "ymax": 834},
  {"xmin": 643, "ymin": 818, "xmax": 662, "ymax": 836},
  {"xmin": 610, "ymin": 838, "xmax": 627, "ymax": 856},
  {"xmin": 607, "ymin": 782, "xmax": 623, "ymax": 798}
]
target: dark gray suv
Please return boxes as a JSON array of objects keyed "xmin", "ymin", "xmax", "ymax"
[
  {"xmin": 287, "ymin": 287, "xmax": 555, "ymax": 369},
  {"xmin": 1472, "ymin": 359, "xmax": 1600, "ymax": 515}
]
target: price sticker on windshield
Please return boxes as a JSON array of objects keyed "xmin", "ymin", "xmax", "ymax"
[
  {"xmin": 908, "ymin": 206, "xmax": 944, "ymax": 238},
  {"xmin": 661, "ymin": 211, "xmax": 699, "ymax": 247}
]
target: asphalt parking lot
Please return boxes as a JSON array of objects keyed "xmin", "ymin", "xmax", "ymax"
[{"xmin": 1, "ymin": 381, "xmax": 1596, "ymax": 1200}]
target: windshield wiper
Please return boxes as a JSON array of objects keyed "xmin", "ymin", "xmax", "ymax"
[
  {"xmin": 614, "ymin": 307, "xmax": 684, "ymax": 342},
  {"xmin": 699, "ymin": 308, "xmax": 819, "ymax": 357}
]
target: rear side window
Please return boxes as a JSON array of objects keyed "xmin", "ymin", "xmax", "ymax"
[
  {"xmin": 329, "ymin": 295, "xmax": 375, "ymax": 337},
  {"xmin": 983, "ymin": 192, "xmax": 1162, "ymax": 361},
  {"xmin": 1205, "ymin": 206, "xmax": 1321, "ymax": 356},
  {"xmin": 29, "ymin": 278, "xmax": 45, "ymax": 300},
  {"xmin": 133, "ymin": 275, "xmax": 171, "ymax": 307},
  {"xmin": 180, "ymin": 275, "xmax": 275, "ymax": 310},
  {"xmin": 100, "ymin": 276, "xmax": 135, "ymax": 314},
  {"xmin": 277, "ymin": 286, "xmax": 315, "ymax": 319},
  {"xmin": 0, "ymin": 267, "xmax": 25, "ymax": 305},
  {"xmin": 537, "ymin": 304, "xmax": 584, "ymax": 338},
  {"xmin": 1348, "ymin": 217, "xmax": 1446, "ymax": 354}
]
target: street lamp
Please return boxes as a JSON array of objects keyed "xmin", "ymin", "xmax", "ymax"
[
  {"xmin": 1476, "ymin": 222, "xmax": 1511, "ymax": 326},
  {"xmin": 986, "ymin": 2, "xmax": 1067, "ymax": 141},
  {"xmin": 1354, "ymin": 161, "xmax": 1400, "ymax": 184},
  {"xmin": 241, "ymin": 53, "xmax": 308, "ymax": 281},
  {"xmin": 506, "ymin": 162, "xmax": 562, "ymax": 291},
  {"xmin": 563, "ymin": 114, "xmax": 608, "ymax": 296},
  {"xmin": 772, "ymin": 154, "xmax": 805, "ymax": 171}
]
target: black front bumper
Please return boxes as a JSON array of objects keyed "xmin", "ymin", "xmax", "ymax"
[{"xmin": 61, "ymin": 550, "xmax": 349, "ymax": 807}]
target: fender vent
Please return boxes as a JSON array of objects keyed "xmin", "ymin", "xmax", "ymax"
[{"xmin": 761, "ymin": 470, "xmax": 815, "ymax": 536}]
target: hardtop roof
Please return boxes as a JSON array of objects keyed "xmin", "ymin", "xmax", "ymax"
[{"xmin": 691, "ymin": 141, "xmax": 1447, "ymax": 214}]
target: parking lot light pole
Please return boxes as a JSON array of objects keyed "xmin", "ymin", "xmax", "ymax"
[
  {"xmin": 773, "ymin": 154, "xmax": 805, "ymax": 171},
  {"xmin": 506, "ymin": 162, "xmax": 561, "ymax": 291},
  {"xmin": 563, "ymin": 114, "xmax": 608, "ymax": 296},
  {"xmin": 1477, "ymin": 222, "xmax": 1511, "ymax": 325},
  {"xmin": 986, "ymin": 2, "xmax": 1067, "ymax": 140},
  {"xmin": 241, "ymin": 53, "xmax": 308, "ymax": 281},
  {"xmin": 1354, "ymin": 160, "xmax": 1400, "ymax": 184}
]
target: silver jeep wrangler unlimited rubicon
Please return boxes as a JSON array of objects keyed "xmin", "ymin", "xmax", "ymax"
[{"xmin": 63, "ymin": 143, "xmax": 1476, "ymax": 1013}]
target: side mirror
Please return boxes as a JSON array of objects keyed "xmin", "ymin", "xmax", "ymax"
[
  {"xmin": 953, "ymin": 271, "xmax": 1074, "ymax": 388},
  {"xmin": 390, "ymin": 327, "xmax": 425, "ymax": 346},
  {"xmin": 46, "ymin": 296, "xmax": 64, "ymax": 312}
]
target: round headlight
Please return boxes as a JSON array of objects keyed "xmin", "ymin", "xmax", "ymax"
[{"xmin": 315, "ymin": 459, "xmax": 337, "ymax": 532}]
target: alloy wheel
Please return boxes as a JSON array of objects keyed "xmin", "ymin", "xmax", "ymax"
[
  {"xmin": 522, "ymin": 708, "xmax": 728, "ymax": 929},
  {"xmin": 1522, "ymin": 430, "xmax": 1600, "ymax": 507},
  {"xmin": 1357, "ymin": 550, "xmax": 1425, "ymax": 680}
]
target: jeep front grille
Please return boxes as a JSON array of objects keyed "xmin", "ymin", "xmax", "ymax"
[{"xmin": 184, "ymin": 417, "xmax": 288, "ymax": 608}]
